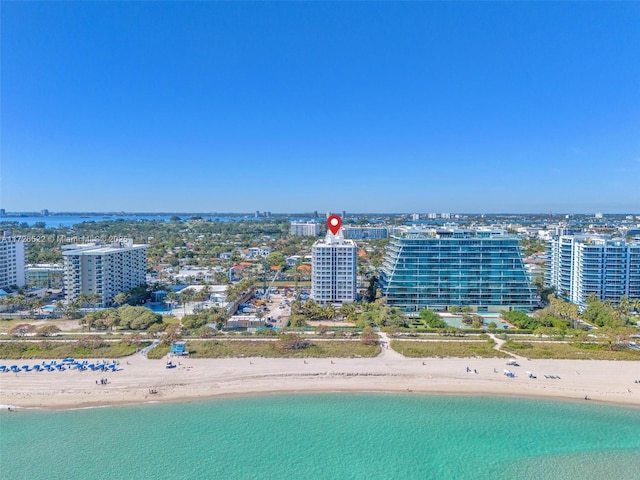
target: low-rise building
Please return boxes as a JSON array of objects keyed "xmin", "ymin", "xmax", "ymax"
[{"xmin": 26, "ymin": 264, "xmax": 64, "ymax": 288}]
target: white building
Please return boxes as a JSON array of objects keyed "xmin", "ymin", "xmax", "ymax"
[
  {"xmin": 546, "ymin": 235, "xmax": 640, "ymax": 306},
  {"xmin": 0, "ymin": 236, "xmax": 26, "ymax": 289},
  {"xmin": 311, "ymin": 230, "xmax": 357, "ymax": 305},
  {"xmin": 290, "ymin": 221, "xmax": 321, "ymax": 236},
  {"xmin": 26, "ymin": 264, "xmax": 64, "ymax": 288},
  {"xmin": 62, "ymin": 240, "xmax": 148, "ymax": 307},
  {"xmin": 343, "ymin": 226, "xmax": 388, "ymax": 240}
]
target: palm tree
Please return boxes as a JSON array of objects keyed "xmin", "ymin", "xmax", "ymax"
[
  {"xmin": 166, "ymin": 291, "xmax": 179, "ymax": 309},
  {"xmin": 616, "ymin": 296, "xmax": 631, "ymax": 319},
  {"xmin": 105, "ymin": 310, "xmax": 121, "ymax": 331},
  {"xmin": 179, "ymin": 288, "xmax": 196, "ymax": 315},
  {"xmin": 76, "ymin": 293, "xmax": 90, "ymax": 309},
  {"xmin": 113, "ymin": 292, "xmax": 129, "ymax": 307},
  {"xmin": 89, "ymin": 293, "xmax": 101, "ymax": 309},
  {"xmin": 55, "ymin": 301, "xmax": 65, "ymax": 319}
]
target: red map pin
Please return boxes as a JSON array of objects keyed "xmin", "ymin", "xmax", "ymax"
[{"xmin": 327, "ymin": 215, "xmax": 342, "ymax": 235}]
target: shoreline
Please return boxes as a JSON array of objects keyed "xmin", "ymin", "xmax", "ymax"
[
  {"xmin": 2, "ymin": 350, "xmax": 639, "ymax": 411},
  {"xmin": 4, "ymin": 387, "xmax": 638, "ymax": 413}
]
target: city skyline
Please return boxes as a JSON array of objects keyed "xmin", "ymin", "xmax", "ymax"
[{"xmin": 2, "ymin": 2, "xmax": 639, "ymax": 213}]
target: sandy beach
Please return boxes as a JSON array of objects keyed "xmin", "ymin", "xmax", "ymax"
[{"xmin": 2, "ymin": 343, "xmax": 640, "ymax": 410}]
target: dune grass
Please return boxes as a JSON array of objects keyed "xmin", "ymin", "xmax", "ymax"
[
  {"xmin": 390, "ymin": 340, "xmax": 510, "ymax": 358},
  {"xmin": 502, "ymin": 341, "xmax": 640, "ymax": 360},
  {"xmin": 185, "ymin": 340, "xmax": 380, "ymax": 358},
  {"xmin": 0, "ymin": 340, "xmax": 144, "ymax": 359}
]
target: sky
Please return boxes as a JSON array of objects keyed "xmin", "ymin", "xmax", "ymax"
[{"xmin": 1, "ymin": 2, "xmax": 639, "ymax": 214}]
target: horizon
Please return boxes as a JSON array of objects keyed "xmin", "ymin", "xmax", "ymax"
[
  {"xmin": 1, "ymin": 210, "xmax": 637, "ymax": 218},
  {"xmin": 2, "ymin": 2, "xmax": 639, "ymax": 213}
]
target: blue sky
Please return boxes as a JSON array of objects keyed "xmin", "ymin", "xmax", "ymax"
[{"xmin": 2, "ymin": 2, "xmax": 639, "ymax": 214}]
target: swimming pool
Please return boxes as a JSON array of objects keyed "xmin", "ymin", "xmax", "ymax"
[
  {"xmin": 145, "ymin": 304, "xmax": 172, "ymax": 313},
  {"xmin": 443, "ymin": 314, "xmax": 510, "ymax": 329}
]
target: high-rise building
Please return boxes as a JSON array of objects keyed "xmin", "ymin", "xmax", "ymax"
[
  {"xmin": 290, "ymin": 221, "xmax": 321, "ymax": 236},
  {"xmin": 311, "ymin": 231, "xmax": 357, "ymax": 305},
  {"xmin": 343, "ymin": 226, "xmax": 388, "ymax": 240},
  {"xmin": 0, "ymin": 209, "xmax": 6, "ymax": 216},
  {"xmin": 0, "ymin": 236, "xmax": 26, "ymax": 289},
  {"xmin": 62, "ymin": 240, "xmax": 148, "ymax": 307},
  {"xmin": 545, "ymin": 235, "xmax": 640, "ymax": 306},
  {"xmin": 380, "ymin": 229, "xmax": 537, "ymax": 313}
]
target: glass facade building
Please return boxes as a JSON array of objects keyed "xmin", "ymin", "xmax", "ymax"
[{"xmin": 380, "ymin": 229, "xmax": 537, "ymax": 313}]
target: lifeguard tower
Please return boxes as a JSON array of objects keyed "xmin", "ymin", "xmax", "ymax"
[{"xmin": 170, "ymin": 341, "xmax": 187, "ymax": 356}]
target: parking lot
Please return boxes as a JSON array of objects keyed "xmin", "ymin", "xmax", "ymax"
[{"xmin": 262, "ymin": 292, "xmax": 291, "ymax": 329}]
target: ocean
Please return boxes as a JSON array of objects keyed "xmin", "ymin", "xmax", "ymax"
[
  {"xmin": 0, "ymin": 214, "xmax": 264, "ymax": 228},
  {"xmin": 1, "ymin": 394, "xmax": 639, "ymax": 480}
]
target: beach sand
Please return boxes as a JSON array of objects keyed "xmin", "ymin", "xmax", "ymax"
[{"xmin": 1, "ymin": 345, "xmax": 639, "ymax": 410}]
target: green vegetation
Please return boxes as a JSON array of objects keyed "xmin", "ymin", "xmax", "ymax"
[
  {"xmin": 291, "ymin": 299, "xmax": 336, "ymax": 321},
  {"xmin": 582, "ymin": 294, "xmax": 634, "ymax": 328},
  {"xmin": 347, "ymin": 301, "xmax": 407, "ymax": 328},
  {"xmin": 185, "ymin": 339, "xmax": 380, "ymax": 358},
  {"xmin": 502, "ymin": 341, "xmax": 640, "ymax": 360},
  {"xmin": 146, "ymin": 344, "xmax": 171, "ymax": 359},
  {"xmin": 0, "ymin": 338, "xmax": 146, "ymax": 359},
  {"xmin": 418, "ymin": 309, "xmax": 447, "ymax": 328},
  {"xmin": 181, "ymin": 307, "xmax": 228, "ymax": 330},
  {"xmin": 390, "ymin": 340, "xmax": 509, "ymax": 358},
  {"xmin": 519, "ymin": 237, "xmax": 548, "ymax": 257},
  {"xmin": 225, "ymin": 278, "xmax": 256, "ymax": 302},
  {"xmin": 500, "ymin": 310, "xmax": 568, "ymax": 330},
  {"xmin": 81, "ymin": 305, "xmax": 162, "ymax": 331}
]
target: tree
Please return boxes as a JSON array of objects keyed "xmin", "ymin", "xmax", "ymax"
[
  {"xmin": 179, "ymin": 288, "xmax": 196, "ymax": 315},
  {"xmin": 361, "ymin": 326, "xmax": 378, "ymax": 345},
  {"xmin": 315, "ymin": 324, "xmax": 330, "ymax": 335},
  {"xmin": 113, "ymin": 292, "xmax": 129, "ymax": 306},
  {"xmin": 364, "ymin": 276, "xmax": 378, "ymax": 303},
  {"xmin": 37, "ymin": 324, "xmax": 61, "ymax": 337},
  {"xmin": 277, "ymin": 333, "xmax": 310, "ymax": 350},
  {"xmin": 9, "ymin": 323, "xmax": 36, "ymax": 337},
  {"xmin": 339, "ymin": 302, "xmax": 356, "ymax": 321},
  {"xmin": 616, "ymin": 296, "xmax": 631, "ymax": 318},
  {"xmin": 105, "ymin": 310, "xmax": 121, "ymax": 330},
  {"xmin": 166, "ymin": 291, "xmax": 179, "ymax": 308},
  {"xmin": 265, "ymin": 251, "xmax": 286, "ymax": 269},
  {"xmin": 419, "ymin": 309, "xmax": 447, "ymax": 329},
  {"xmin": 147, "ymin": 322, "xmax": 167, "ymax": 337}
]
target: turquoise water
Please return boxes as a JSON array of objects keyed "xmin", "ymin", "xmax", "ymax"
[
  {"xmin": 0, "ymin": 214, "xmax": 263, "ymax": 227},
  {"xmin": 2, "ymin": 394, "xmax": 639, "ymax": 479}
]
